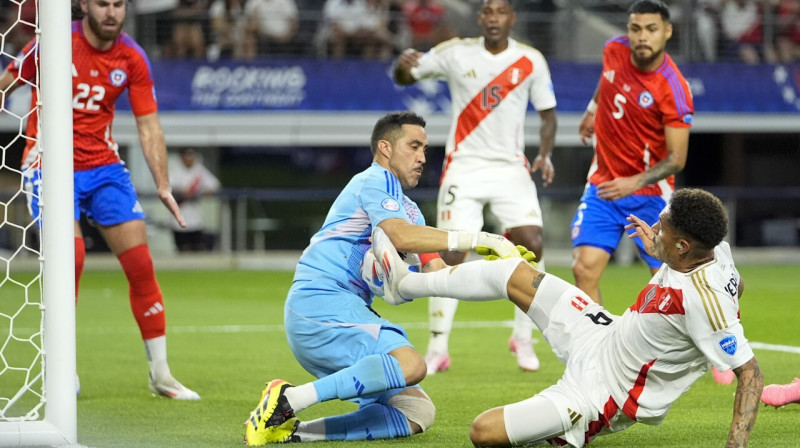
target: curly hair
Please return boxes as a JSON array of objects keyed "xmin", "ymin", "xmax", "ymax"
[
  {"xmin": 370, "ymin": 111, "xmax": 426, "ymax": 156},
  {"xmin": 666, "ymin": 189, "xmax": 728, "ymax": 250}
]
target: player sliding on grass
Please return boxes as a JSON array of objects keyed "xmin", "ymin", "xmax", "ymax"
[
  {"xmin": 370, "ymin": 188, "xmax": 762, "ymax": 447},
  {"xmin": 243, "ymin": 111, "xmax": 522, "ymax": 445}
]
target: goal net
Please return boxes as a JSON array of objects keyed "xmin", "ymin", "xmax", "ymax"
[{"xmin": 0, "ymin": 1, "xmax": 77, "ymax": 446}]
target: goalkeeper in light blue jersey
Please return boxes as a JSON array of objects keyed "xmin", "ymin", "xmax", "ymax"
[{"xmin": 243, "ymin": 111, "xmax": 522, "ymax": 445}]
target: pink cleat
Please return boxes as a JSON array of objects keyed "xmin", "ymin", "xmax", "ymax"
[
  {"xmin": 509, "ymin": 336, "xmax": 540, "ymax": 372},
  {"xmin": 761, "ymin": 378, "xmax": 800, "ymax": 408},
  {"xmin": 424, "ymin": 352, "xmax": 450, "ymax": 375},
  {"xmin": 711, "ymin": 366, "xmax": 735, "ymax": 385}
]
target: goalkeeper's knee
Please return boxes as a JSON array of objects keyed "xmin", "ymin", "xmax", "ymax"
[{"xmin": 388, "ymin": 390, "xmax": 436, "ymax": 433}]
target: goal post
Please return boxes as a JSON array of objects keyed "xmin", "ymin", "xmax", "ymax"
[{"xmin": 0, "ymin": 0, "xmax": 76, "ymax": 446}]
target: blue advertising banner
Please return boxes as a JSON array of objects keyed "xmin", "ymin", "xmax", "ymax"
[{"xmin": 117, "ymin": 59, "xmax": 800, "ymax": 114}]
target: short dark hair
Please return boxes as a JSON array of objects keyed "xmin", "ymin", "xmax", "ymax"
[
  {"xmin": 370, "ymin": 111, "xmax": 426, "ymax": 156},
  {"xmin": 666, "ymin": 189, "xmax": 727, "ymax": 250},
  {"xmin": 481, "ymin": 0, "xmax": 516, "ymax": 10},
  {"xmin": 628, "ymin": 0, "xmax": 670, "ymax": 22}
]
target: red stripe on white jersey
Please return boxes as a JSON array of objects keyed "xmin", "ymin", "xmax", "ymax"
[{"xmin": 440, "ymin": 56, "xmax": 533, "ymax": 184}]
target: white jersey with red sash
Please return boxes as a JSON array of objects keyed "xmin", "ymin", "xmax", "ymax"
[{"xmin": 410, "ymin": 37, "xmax": 556, "ymax": 175}]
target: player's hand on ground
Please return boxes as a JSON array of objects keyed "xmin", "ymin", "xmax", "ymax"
[
  {"xmin": 531, "ymin": 154, "xmax": 554, "ymax": 187},
  {"xmin": 625, "ymin": 214, "xmax": 658, "ymax": 258},
  {"xmin": 597, "ymin": 175, "xmax": 640, "ymax": 201},
  {"xmin": 396, "ymin": 49, "xmax": 423, "ymax": 70},
  {"xmin": 579, "ymin": 111, "xmax": 595, "ymax": 145},
  {"xmin": 159, "ymin": 188, "xmax": 186, "ymax": 228},
  {"xmin": 473, "ymin": 232, "xmax": 520, "ymax": 259}
]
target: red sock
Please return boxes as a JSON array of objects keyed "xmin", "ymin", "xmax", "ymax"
[
  {"xmin": 75, "ymin": 237, "xmax": 85, "ymax": 302},
  {"xmin": 118, "ymin": 244, "xmax": 166, "ymax": 340}
]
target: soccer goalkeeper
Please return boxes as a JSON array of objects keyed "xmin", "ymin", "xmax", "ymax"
[
  {"xmin": 243, "ymin": 111, "xmax": 522, "ymax": 445},
  {"xmin": 370, "ymin": 188, "xmax": 762, "ymax": 447}
]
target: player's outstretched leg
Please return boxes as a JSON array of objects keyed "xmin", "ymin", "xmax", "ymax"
[
  {"xmin": 761, "ymin": 377, "xmax": 800, "ymax": 407},
  {"xmin": 245, "ymin": 379, "xmax": 298, "ymax": 445}
]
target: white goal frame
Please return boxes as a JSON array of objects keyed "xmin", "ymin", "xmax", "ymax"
[{"xmin": 0, "ymin": 0, "xmax": 76, "ymax": 446}]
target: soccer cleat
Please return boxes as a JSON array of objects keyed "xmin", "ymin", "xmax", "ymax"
[
  {"xmin": 760, "ymin": 378, "xmax": 800, "ymax": 408},
  {"xmin": 149, "ymin": 373, "xmax": 201, "ymax": 400},
  {"xmin": 371, "ymin": 227, "xmax": 413, "ymax": 306},
  {"xmin": 711, "ymin": 366, "xmax": 735, "ymax": 385},
  {"xmin": 424, "ymin": 351, "xmax": 451, "ymax": 375},
  {"xmin": 244, "ymin": 379, "xmax": 296, "ymax": 446},
  {"xmin": 509, "ymin": 336, "xmax": 540, "ymax": 372}
]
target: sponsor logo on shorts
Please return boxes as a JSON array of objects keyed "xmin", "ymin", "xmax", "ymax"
[
  {"xmin": 110, "ymin": 68, "xmax": 127, "ymax": 86},
  {"xmin": 132, "ymin": 201, "xmax": 143, "ymax": 214},
  {"xmin": 719, "ymin": 335, "xmax": 737, "ymax": 355},
  {"xmin": 381, "ymin": 198, "xmax": 400, "ymax": 211}
]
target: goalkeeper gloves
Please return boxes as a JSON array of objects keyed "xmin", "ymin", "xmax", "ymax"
[
  {"xmin": 447, "ymin": 231, "xmax": 520, "ymax": 259},
  {"xmin": 482, "ymin": 245, "xmax": 538, "ymax": 267}
]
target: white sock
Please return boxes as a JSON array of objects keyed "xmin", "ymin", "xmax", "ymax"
[
  {"xmin": 144, "ymin": 336, "xmax": 170, "ymax": 380},
  {"xmin": 400, "ymin": 258, "xmax": 523, "ymax": 302},
  {"xmin": 427, "ymin": 297, "xmax": 459, "ymax": 354},
  {"xmin": 284, "ymin": 382, "xmax": 318, "ymax": 413}
]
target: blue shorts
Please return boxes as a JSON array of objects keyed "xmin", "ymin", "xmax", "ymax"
[
  {"xmin": 25, "ymin": 163, "xmax": 145, "ymax": 226},
  {"xmin": 570, "ymin": 184, "xmax": 668, "ymax": 269},
  {"xmin": 284, "ymin": 278, "xmax": 417, "ymax": 406}
]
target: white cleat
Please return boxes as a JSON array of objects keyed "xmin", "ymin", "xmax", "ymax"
[
  {"xmin": 509, "ymin": 336, "xmax": 540, "ymax": 372},
  {"xmin": 371, "ymin": 227, "xmax": 413, "ymax": 306},
  {"xmin": 149, "ymin": 373, "xmax": 201, "ymax": 400},
  {"xmin": 424, "ymin": 351, "xmax": 451, "ymax": 375}
]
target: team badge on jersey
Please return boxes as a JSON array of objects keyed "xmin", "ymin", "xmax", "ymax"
[
  {"xmin": 110, "ymin": 68, "xmax": 127, "ymax": 86},
  {"xmin": 719, "ymin": 335, "xmax": 737, "ymax": 355},
  {"xmin": 381, "ymin": 198, "xmax": 400, "ymax": 211},
  {"xmin": 638, "ymin": 91, "xmax": 654, "ymax": 108}
]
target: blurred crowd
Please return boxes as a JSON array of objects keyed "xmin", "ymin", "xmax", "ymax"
[{"xmin": 0, "ymin": 0, "xmax": 798, "ymax": 64}]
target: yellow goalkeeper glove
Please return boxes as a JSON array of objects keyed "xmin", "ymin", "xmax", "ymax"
[{"xmin": 480, "ymin": 245, "xmax": 538, "ymax": 267}]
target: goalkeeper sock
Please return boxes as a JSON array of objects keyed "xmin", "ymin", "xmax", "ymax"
[
  {"xmin": 400, "ymin": 258, "xmax": 523, "ymax": 302},
  {"xmin": 295, "ymin": 403, "xmax": 411, "ymax": 441},
  {"xmin": 313, "ymin": 354, "xmax": 406, "ymax": 402},
  {"xmin": 427, "ymin": 297, "xmax": 458, "ymax": 354},
  {"xmin": 74, "ymin": 237, "xmax": 85, "ymax": 301},
  {"xmin": 119, "ymin": 244, "xmax": 166, "ymax": 340},
  {"xmin": 284, "ymin": 383, "xmax": 318, "ymax": 413}
]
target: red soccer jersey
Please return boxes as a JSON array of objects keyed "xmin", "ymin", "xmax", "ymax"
[
  {"xmin": 589, "ymin": 36, "xmax": 693, "ymax": 196},
  {"xmin": 9, "ymin": 20, "xmax": 158, "ymax": 171}
]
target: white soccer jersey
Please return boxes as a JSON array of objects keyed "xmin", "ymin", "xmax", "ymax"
[
  {"xmin": 410, "ymin": 37, "xmax": 556, "ymax": 169},
  {"xmin": 600, "ymin": 242, "xmax": 753, "ymax": 425}
]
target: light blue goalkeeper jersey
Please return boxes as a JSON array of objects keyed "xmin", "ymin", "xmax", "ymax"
[{"xmin": 293, "ymin": 162, "xmax": 426, "ymax": 304}]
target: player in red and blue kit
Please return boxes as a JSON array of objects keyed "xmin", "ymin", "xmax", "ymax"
[
  {"xmin": 571, "ymin": 0, "xmax": 693, "ymax": 305},
  {"xmin": 0, "ymin": 0, "xmax": 198, "ymax": 400}
]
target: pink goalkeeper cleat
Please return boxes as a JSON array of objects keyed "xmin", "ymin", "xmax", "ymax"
[
  {"xmin": 761, "ymin": 378, "xmax": 800, "ymax": 407},
  {"xmin": 711, "ymin": 366, "xmax": 735, "ymax": 385}
]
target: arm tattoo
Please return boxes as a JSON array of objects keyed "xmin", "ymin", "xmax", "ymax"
[
  {"xmin": 639, "ymin": 157, "xmax": 681, "ymax": 187},
  {"xmin": 531, "ymin": 272, "xmax": 546, "ymax": 290},
  {"xmin": 726, "ymin": 357, "xmax": 763, "ymax": 448}
]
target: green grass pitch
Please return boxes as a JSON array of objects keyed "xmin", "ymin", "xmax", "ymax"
[{"xmin": 35, "ymin": 265, "xmax": 800, "ymax": 446}]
